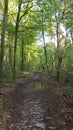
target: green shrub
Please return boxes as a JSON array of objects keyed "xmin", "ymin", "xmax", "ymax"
[{"xmin": 63, "ymin": 87, "xmax": 73, "ymax": 97}]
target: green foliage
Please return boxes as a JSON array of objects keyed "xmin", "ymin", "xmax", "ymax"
[
  {"xmin": 63, "ymin": 86, "xmax": 73, "ymax": 109},
  {"xmin": 16, "ymin": 71, "xmax": 28, "ymax": 78},
  {"xmin": 63, "ymin": 87, "xmax": 73, "ymax": 97},
  {"xmin": 7, "ymin": 22, "xmax": 15, "ymax": 35},
  {"xmin": 63, "ymin": 44, "xmax": 73, "ymax": 71},
  {"xmin": 0, "ymin": 0, "xmax": 73, "ymax": 81}
]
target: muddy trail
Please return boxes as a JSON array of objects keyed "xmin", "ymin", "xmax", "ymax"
[{"xmin": 0, "ymin": 72, "xmax": 73, "ymax": 130}]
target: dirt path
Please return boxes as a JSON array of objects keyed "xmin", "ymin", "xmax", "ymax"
[
  {"xmin": 0, "ymin": 72, "xmax": 73, "ymax": 130},
  {"xmin": 9, "ymin": 84, "xmax": 58, "ymax": 130}
]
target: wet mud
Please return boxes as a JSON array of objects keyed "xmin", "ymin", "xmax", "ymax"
[{"xmin": 9, "ymin": 82, "xmax": 57, "ymax": 130}]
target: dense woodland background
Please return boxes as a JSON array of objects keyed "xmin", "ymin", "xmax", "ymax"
[{"xmin": 0, "ymin": 0, "xmax": 73, "ymax": 83}]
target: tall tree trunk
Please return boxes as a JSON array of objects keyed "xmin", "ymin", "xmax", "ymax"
[
  {"xmin": 8, "ymin": 36, "xmax": 12, "ymax": 71},
  {"xmin": 70, "ymin": 29, "xmax": 73, "ymax": 44},
  {"xmin": 21, "ymin": 37, "xmax": 24, "ymax": 71},
  {"xmin": 56, "ymin": 23, "xmax": 62, "ymax": 80},
  {"xmin": 13, "ymin": 0, "xmax": 31, "ymax": 78},
  {"xmin": 41, "ymin": 11, "xmax": 48, "ymax": 71},
  {"xmin": 42, "ymin": 30, "xmax": 48, "ymax": 70},
  {"xmin": 54, "ymin": 0, "xmax": 65, "ymax": 80},
  {"xmin": 13, "ymin": 1, "xmax": 21, "ymax": 79},
  {"xmin": 65, "ymin": 26, "xmax": 68, "ymax": 46},
  {"xmin": 0, "ymin": 0, "xmax": 8, "ymax": 77}
]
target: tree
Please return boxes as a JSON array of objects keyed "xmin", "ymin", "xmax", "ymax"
[
  {"xmin": 13, "ymin": 0, "xmax": 22, "ymax": 78},
  {"xmin": 0, "ymin": 0, "xmax": 8, "ymax": 77},
  {"xmin": 0, "ymin": 0, "xmax": 73, "ymax": 82},
  {"xmin": 13, "ymin": 0, "xmax": 33, "ymax": 78},
  {"xmin": 41, "ymin": 10, "xmax": 48, "ymax": 71}
]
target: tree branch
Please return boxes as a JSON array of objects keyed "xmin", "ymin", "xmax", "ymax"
[{"xmin": 19, "ymin": 1, "xmax": 33, "ymax": 22}]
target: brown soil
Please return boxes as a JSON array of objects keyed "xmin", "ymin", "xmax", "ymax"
[{"xmin": 0, "ymin": 72, "xmax": 73, "ymax": 130}]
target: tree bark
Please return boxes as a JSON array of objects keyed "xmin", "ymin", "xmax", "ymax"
[
  {"xmin": 70, "ymin": 29, "xmax": 73, "ymax": 44},
  {"xmin": 41, "ymin": 11, "xmax": 48, "ymax": 71},
  {"xmin": 13, "ymin": 1, "xmax": 21, "ymax": 79},
  {"xmin": 13, "ymin": 0, "xmax": 31, "ymax": 78},
  {"xmin": 0, "ymin": 0, "xmax": 8, "ymax": 77},
  {"xmin": 8, "ymin": 36, "xmax": 12, "ymax": 71},
  {"xmin": 21, "ymin": 37, "xmax": 24, "ymax": 71},
  {"xmin": 56, "ymin": 23, "xmax": 62, "ymax": 80}
]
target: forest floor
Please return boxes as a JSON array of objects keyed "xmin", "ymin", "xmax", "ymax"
[{"xmin": 0, "ymin": 72, "xmax": 73, "ymax": 130}]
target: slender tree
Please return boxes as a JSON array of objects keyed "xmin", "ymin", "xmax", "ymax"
[
  {"xmin": 41, "ymin": 10, "xmax": 48, "ymax": 71},
  {"xmin": 0, "ymin": 0, "xmax": 8, "ymax": 77},
  {"xmin": 13, "ymin": 0, "xmax": 22, "ymax": 78},
  {"xmin": 21, "ymin": 35, "xmax": 24, "ymax": 71},
  {"xmin": 13, "ymin": 0, "xmax": 33, "ymax": 78}
]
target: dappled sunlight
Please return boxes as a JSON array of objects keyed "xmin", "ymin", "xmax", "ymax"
[{"xmin": 23, "ymin": 71, "xmax": 30, "ymax": 75}]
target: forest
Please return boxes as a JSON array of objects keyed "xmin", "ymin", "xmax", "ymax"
[
  {"xmin": 0, "ymin": 0, "xmax": 73, "ymax": 82},
  {"xmin": 0, "ymin": 0, "xmax": 73, "ymax": 130}
]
